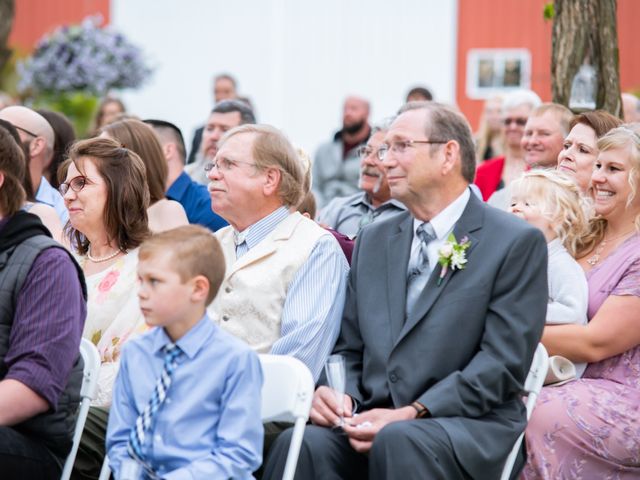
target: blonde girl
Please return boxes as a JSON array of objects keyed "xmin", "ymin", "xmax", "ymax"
[{"xmin": 509, "ymin": 169, "xmax": 589, "ymax": 377}]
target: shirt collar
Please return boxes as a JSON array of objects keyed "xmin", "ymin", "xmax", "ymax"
[
  {"xmin": 349, "ymin": 192, "xmax": 406, "ymax": 211},
  {"xmin": 166, "ymin": 171, "xmax": 191, "ymax": 201},
  {"xmin": 35, "ymin": 176, "xmax": 57, "ymax": 206},
  {"xmin": 235, "ymin": 206, "xmax": 289, "ymax": 250},
  {"xmin": 413, "ymin": 188, "xmax": 471, "ymax": 240},
  {"xmin": 152, "ymin": 314, "xmax": 214, "ymax": 359}
]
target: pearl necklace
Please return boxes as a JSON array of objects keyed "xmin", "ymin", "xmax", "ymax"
[
  {"xmin": 586, "ymin": 229, "xmax": 635, "ymax": 266},
  {"xmin": 87, "ymin": 246, "xmax": 123, "ymax": 263}
]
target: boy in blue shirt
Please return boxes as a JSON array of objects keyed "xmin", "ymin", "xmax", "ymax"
[{"xmin": 106, "ymin": 225, "xmax": 263, "ymax": 479}]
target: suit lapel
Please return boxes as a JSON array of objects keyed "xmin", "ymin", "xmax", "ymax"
[
  {"xmin": 394, "ymin": 194, "xmax": 485, "ymax": 347},
  {"xmin": 387, "ymin": 213, "xmax": 414, "ymax": 341}
]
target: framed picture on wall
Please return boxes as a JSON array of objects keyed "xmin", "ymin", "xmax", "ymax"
[{"xmin": 466, "ymin": 49, "xmax": 531, "ymax": 99}]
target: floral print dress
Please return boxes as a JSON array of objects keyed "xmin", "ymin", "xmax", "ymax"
[
  {"xmin": 523, "ymin": 234, "xmax": 640, "ymax": 479},
  {"xmin": 79, "ymin": 249, "xmax": 147, "ymax": 407}
]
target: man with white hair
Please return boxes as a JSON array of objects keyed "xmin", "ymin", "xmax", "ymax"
[
  {"xmin": 206, "ymin": 123, "xmax": 348, "ymax": 382},
  {"xmin": 317, "ymin": 119, "xmax": 406, "ymax": 238},
  {"xmin": 0, "ymin": 106, "xmax": 68, "ymax": 224}
]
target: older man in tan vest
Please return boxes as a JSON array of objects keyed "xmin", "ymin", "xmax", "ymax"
[{"xmin": 206, "ymin": 124, "xmax": 349, "ymax": 381}]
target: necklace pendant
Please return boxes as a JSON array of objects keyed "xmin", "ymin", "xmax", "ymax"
[{"xmin": 586, "ymin": 254, "xmax": 599, "ymax": 266}]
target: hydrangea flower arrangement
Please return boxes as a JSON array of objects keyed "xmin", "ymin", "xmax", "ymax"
[{"xmin": 17, "ymin": 15, "xmax": 152, "ymax": 96}]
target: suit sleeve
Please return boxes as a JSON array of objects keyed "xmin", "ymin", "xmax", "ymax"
[
  {"xmin": 327, "ymin": 234, "xmax": 366, "ymax": 405},
  {"xmin": 418, "ymin": 227, "xmax": 548, "ymax": 418}
]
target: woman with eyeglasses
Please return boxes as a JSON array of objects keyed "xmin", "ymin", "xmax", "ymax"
[
  {"xmin": 59, "ymin": 137, "xmax": 150, "ymax": 479},
  {"xmin": 474, "ymin": 89, "xmax": 541, "ymax": 201},
  {"xmin": 100, "ymin": 118, "xmax": 188, "ymax": 233}
]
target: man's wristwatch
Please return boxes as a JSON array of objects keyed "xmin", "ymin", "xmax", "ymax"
[{"xmin": 411, "ymin": 401, "xmax": 430, "ymax": 419}]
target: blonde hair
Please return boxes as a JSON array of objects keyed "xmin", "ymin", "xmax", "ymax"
[
  {"xmin": 511, "ymin": 169, "xmax": 589, "ymax": 256},
  {"xmin": 138, "ymin": 225, "xmax": 225, "ymax": 305},
  {"xmin": 577, "ymin": 123, "xmax": 640, "ymax": 256},
  {"xmin": 218, "ymin": 124, "xmax": 303, "ymax": 207}
]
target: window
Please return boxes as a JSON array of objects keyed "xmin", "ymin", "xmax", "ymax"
[{"xmin": 466, "ymin": 49, "xmax": 531, "ymax": 99}]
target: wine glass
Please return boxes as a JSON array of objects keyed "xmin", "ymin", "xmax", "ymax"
[{"xmin": 324, "ymin": 354, "xmax": 346, "ymax": 426}]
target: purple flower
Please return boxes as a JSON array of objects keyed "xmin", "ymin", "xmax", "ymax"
[{"xmin": 17, "ymin": 15, "xmax": 152, "ymax": 95}]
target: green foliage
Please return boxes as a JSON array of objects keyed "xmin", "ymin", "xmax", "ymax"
[
  {"xmin": 543, "ymin": 2, "xmax": 555, "ymax": 21},
  {"xmin": 32, "ymin": 91, "xmax": 99, "ymax": 138}
]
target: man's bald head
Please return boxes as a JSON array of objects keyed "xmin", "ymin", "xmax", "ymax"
[{"xmin": 0, "ymin": 106, "xmax": 55, "ymax": 151}]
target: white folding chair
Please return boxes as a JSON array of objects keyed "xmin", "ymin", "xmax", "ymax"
[
  {"xmin": 61, "ymin": 338, "xmax": 101, "ymax": 480},
  {"xmin": 499, "ymin": 343, "xmax": 549, "ymax": 480},
  {"xmin": 259, "ymin": 354, "xmax": 314, "ymax": 480}
]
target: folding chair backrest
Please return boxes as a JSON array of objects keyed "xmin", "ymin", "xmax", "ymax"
[
  {"xmin": 259, "ymin": 354, "xmax": 314, "ymax": 480},
  {"xmin": 499, "ymin": 343, "xmax": 549, "ymax": 480},
  {"xmin": 61, "ymin": 339, "xmax": 101, "ymax": 480}
]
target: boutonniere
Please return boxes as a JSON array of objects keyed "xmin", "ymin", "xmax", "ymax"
[{"xmin": 437, "ymin": 234, "xmax": 471, "ymax": 286}]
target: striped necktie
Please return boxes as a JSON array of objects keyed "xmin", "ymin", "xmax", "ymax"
[
  {"xmin": 234, "ymin": 230, "xmax": 249, "ymax": 258},
  {"xmin": 127, "ymin": 343, "xmax": 182, "ymax": 471},
  {"xmin": 406, "ymin": 222, "xmax": 437, "ymax": 318}
]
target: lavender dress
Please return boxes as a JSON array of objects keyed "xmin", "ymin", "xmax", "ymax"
[{"xmin": 522, "ymin": 234, "xmax": 640, "ymax": 479}]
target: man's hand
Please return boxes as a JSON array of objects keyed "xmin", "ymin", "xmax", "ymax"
[
  {"xmin": 342, "ymin": 406, "xmax": 416, "ymax": 453},
  {"xmin": 309, "ymin": 386, "xmax": 353, "ymax": 427}
]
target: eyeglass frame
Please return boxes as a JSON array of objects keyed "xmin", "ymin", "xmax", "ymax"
[
  {"xmin": 204, "ymin": 157, "xmax": 259, "ymax": 172},
  {"xmin": 13, "ymin": 124, "xmax": 39, "ymax": 138},
  {"xmin": 356, "ymin": 144, "xmax": 385, "ymax": 160},
  {"xmin": 503, "ymin": 117, "xmax": 528, "ymax": 127},
  {"xmin": 59, "ymin": 175, "xmax": 92, "ymax": 196},
  {"xmin": 377, "ymin": 139, "xmax": 448, "ymax": 161}
]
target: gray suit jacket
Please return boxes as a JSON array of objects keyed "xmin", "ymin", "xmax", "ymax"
[{"xmin": 334, "ymin": 192, "xmax": 547, "ymax": 479}]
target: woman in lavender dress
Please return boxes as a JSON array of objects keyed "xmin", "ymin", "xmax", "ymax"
[{"xmin": 523, "ymin": 125, "xmax": 640, "ymax": 479}]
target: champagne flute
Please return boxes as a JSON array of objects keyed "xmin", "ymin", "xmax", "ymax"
[{"xmin": 324, "ymin": 354, "xmax": 346, "ymax": 426}]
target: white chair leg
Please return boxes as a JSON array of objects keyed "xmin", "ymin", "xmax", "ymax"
[
  {"xmin": 281, "ymin": 417, "xmax": 307, "ymax": 480},
  {"xmin": 98, "ymin": 455, "xmax": 111, "ymax": 480}
]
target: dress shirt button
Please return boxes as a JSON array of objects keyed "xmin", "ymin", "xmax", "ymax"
[
  {"xmin": 389, "ymin": 372, "xmax": 398, "ymax": 383},
  {"xmin": 225, "ymin": 286, "xmax": 232, "ymax": 293},
  {"xmin": 222, "ymin": 314, "xmax": 230, "ymax": 321}
]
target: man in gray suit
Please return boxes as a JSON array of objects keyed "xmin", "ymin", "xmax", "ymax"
[{"xmin": 263, "ymin": 101, "xmax": 548, "ymax": 480}]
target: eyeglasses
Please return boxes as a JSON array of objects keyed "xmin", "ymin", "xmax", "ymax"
[
  {"xmin": 503, "ymin": 117, "xmax": 528, "ymax": 127},
  {"xmin": 13, "ymin": 124, "xmax": 39, "ymax": 138},
  {"xmin": 377, "ymin": 139, "xmax": 447, "ymax": 160},
  {"xmin": 357, "ymin": 145, "xmax": 384, "ymax": 160},
  {"xmin": 204, "ymin": 157, "xmax": 258, "ymax": 172},
  {"xmin": 59, "ymin": 176, "xmax": 91, "ymax": 195}
]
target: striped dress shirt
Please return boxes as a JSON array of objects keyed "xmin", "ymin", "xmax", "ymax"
[{"xmin": 234, "ymin": 207, "xmax": 349, "ymax": 381}]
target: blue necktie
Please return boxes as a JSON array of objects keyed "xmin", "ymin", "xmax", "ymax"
[
  {"xmin": 406, "ymin": 222, "xmax": 437, "ymax": 318},
  {"xmin": 127, "ymin": 343, "xmax": 182, "ymax": 472},
  {"xmin": 234, "ymin": 231, "xmax": 249, "ymax": 258}
]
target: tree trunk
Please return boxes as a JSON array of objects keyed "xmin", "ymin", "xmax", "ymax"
[
  {"xmin": 0, "ymin": 0, "xmax": 14, "ymax": 75},
  {"xmin": 552, "ymin": 0, "xmax": 621, "ymax": 117}
]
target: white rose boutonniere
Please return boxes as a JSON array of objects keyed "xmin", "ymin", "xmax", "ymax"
[{"xmin": 437, "ymin": 234, "xmax": 471, "ymax": 286}]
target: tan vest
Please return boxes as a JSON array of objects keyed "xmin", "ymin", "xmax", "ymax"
[{"xmin": 208, "ymin": 212, "xmax": 329, "ymax": 352}]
